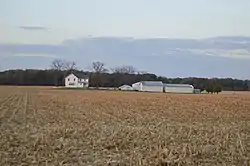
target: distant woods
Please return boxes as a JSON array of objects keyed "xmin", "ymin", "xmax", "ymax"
[{"xmin": 0, "ymin": 59, "xmax": 249, "ymax": 91}]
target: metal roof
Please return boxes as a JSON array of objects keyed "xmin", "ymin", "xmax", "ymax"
[
  {"xmin": 119, "ymin": 85, "xmax": 132, "ymax": 88},
  {"xmin": 141, "ymin": 81, "xmax": 163, "ymax": 86},
  {"xmin": 164, "ymin": 83, "xmax": 194, "ymax": 88}
]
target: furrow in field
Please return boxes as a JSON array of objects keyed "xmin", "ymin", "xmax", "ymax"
[
  {"xmin": 21, "ymin": 92, "xmax": 28, "ymax": 129},
  {"xmin": 4, "ymin": 93, "xmax": 24, "ymax": 127},
  {"xmin": 0, "ymin": 94, "xmax": 16, "ymax": 110},
  {"xmin": 0, "ymin": 94, "xmax": 12, "ymax": 103},
  {"xmin": 26, "ymin": 92, "xmax": 39, "ymax": 126},
  {"xmin": 0, "ymin": 94, "xmax": 20, "ymax": 126}
]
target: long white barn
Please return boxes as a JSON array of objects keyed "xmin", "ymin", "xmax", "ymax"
[
  {"xmin": 132, "ymin": 81, "xmax": 163, "ymax": 92},
  {"xmin": 132, "ymin": 81, "xmax": 194, "ymax": 93},
  {"xmin": 164, "ymin": 83, "xmax": 194, "ymax": 93}
]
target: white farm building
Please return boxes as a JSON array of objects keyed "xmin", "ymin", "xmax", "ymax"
[
  {"xmin": 118, "ymin": 85, "xmax": 134, "ymax": 91},
  {"xmin": 132, "ymin": 81, "xmax": 163, "ymax": 92},
  {"xmin": 164, "ymin": 83, "xmax": 194, "ymax": 93},
  {"xmin": 65, "ymin": 73, "xmax": 89, "ymax": 88},
  {"xmin": 132, "ymin": 81, "xmax": 194, "ymax": 93}
]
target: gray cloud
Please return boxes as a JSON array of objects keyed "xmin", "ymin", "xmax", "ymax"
[
  {"xmin": 0, "ymin": 36, "xmax": 250, "ymax": 79},
  {"xmin": 19, "ymin": 26, "xmax": 48, "ymax": 31},
  {"xmin": 12, "ymin": 53, "xmax": 58, "ymax": 58}
]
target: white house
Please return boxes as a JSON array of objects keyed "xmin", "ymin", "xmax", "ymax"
[
  {"xmin": 118, "ymin": 85, "xmax": 134, "ymax": 91},
  {"xmin": 163, "ymin": 83, "xmax": 194, "ymax": 93},
  {"xmin": 132, "ymin": 81, "xmax": 163, "ymax": 92},
  {"xmin": 65, "ymin": 73, "xmax": 89, "ymax": 88}
]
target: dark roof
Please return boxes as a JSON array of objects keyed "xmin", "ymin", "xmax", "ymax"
[
  {"xmin": 163, "ymin": 83, "xmax": 193, "ymax": 88},
  {"xmin": 72, "ymin": 73, "xmax": 89, "ymax": 79}
]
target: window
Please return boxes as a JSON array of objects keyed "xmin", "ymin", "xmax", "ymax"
[
  {"xmin": 74, "ymin": 78, "xmax": 76, "ymax": 81},
  {"xmin": 68, "ymin": 78, "xmax": 70, "ymax": 81}
]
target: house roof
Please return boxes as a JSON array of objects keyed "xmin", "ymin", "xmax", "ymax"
[
  {"xmin": 74, "ymin": 73, "xmax": 89, "ymax": 79},
  {"xmin": 66, "ymin": 73, "xmax": 89, "ymax": 79},
  {"xmin": 164, "ymin": 83, "xmax": 194, "ymax": 88}
]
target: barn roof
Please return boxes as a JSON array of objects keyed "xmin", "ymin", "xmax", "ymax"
[
  {"xmin": 164, "ymin": 83, "xmax": 194, "ymax": 88},
  {"xmin": 141, "ymin": 81, "xmax": 163, "ymax": 86},
  {"xmin": 119, "ymin": 85, "xmax": 132, "ymax": 88}
]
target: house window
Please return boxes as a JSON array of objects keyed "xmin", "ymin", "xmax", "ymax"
[
  {"xmin": 68, "ymin": 78, "xmax": 70, "ymax": 81},
  {"xmin": 74, "ymin": 78, "xmax": 76, "ymax": 81}
]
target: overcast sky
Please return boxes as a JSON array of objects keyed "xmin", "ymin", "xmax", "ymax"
[{"xmin": 1, "ymin": 0, "xmax": 250, "ymax": 44}]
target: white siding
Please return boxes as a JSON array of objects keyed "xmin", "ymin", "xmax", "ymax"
[
  {"xmin": 141, "ymin": 85, "xmax": 163, "ymax": 92},
  {"xmin": 132, "ymin": 82, "xmax": 163, "ymax": 92},
  {"xmin": 164, "ymin": 86, "xmax": 194, "ymax": 93},
  {"xmin": 132, "ymin": 82, "xmax": 194, "ymax": 93},
  {"xmin": 79, "ymin": 78, "xmax": 89, "ymax": 87},
  {"xmin": 132, "ymin": 82, "xmax": 142, "ymax": 91}
]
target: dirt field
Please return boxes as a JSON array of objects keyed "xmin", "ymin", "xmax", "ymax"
[{"xmin": 0, "ymin": 86, "xmax": 249, "ymax": 165}]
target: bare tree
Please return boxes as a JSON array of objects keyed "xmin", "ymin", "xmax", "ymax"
[
  {"xmin": 50, "ymin": 59, "xmax": 78, "ymax": 86},
  {"xmin": 51, "ymin": 59, "xmax": 65, "ymax": 71},
  {"xmin": 51, "ymin": 59, "xmax": 77, "ymax": 71},
  {"xmin": 64, "ymin": 61, "xmax": 77, "ymax": 71},
  {"xmin": 92, "ymin": 61, "xmax": 108, "ymax": 73},
  {"xmin": 50, "ymin": 59, "xmax": 64, "ymax": 86},
  {"xmin": 112, "ymin": 65, "xmax": 136, "ymax": 74},
  {"xmin": 92, "ymin": 61, "xmax": 108, "ymax": 89}
]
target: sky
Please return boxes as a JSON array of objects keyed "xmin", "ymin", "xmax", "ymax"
[
  {"xmin": 0, "ymin": 0, "xmax": 250, "ymax": 79},
  {"xmin": 1, "ymin": 0, "xmax": 250, "ymax": 44}
]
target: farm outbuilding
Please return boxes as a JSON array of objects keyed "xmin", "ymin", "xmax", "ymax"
[
  {"xmin": 193, "ymin": 89, "xmax": 201, "ymax": 94},
  {"xmin": 132, "ymin": 81, "xmax": 163, "ymax": 92},
  {"xmin": 163, "ymin": 83, "xmax": 194, "ymax": 94},
  {"xmin": 118, "ymin": 85, "xmax": 134, "ymax": 91}
]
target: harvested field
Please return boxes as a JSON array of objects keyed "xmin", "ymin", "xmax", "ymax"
[{"xmin": 0, "ymin": 86, "xmax": 250, "ymax": 165}]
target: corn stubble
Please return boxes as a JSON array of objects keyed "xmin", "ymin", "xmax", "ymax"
[{"xmin": 0, "ymin": 87, "xmax": 249, "ymax": 165}]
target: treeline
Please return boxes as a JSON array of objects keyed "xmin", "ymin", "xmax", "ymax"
[
  {"xmin": 0, "ymin": 69, "xmax": 249, "ymax": 91},
  {"xmin": 0, "ymin": 60, "xmax": 249, "ymax": 91}
]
